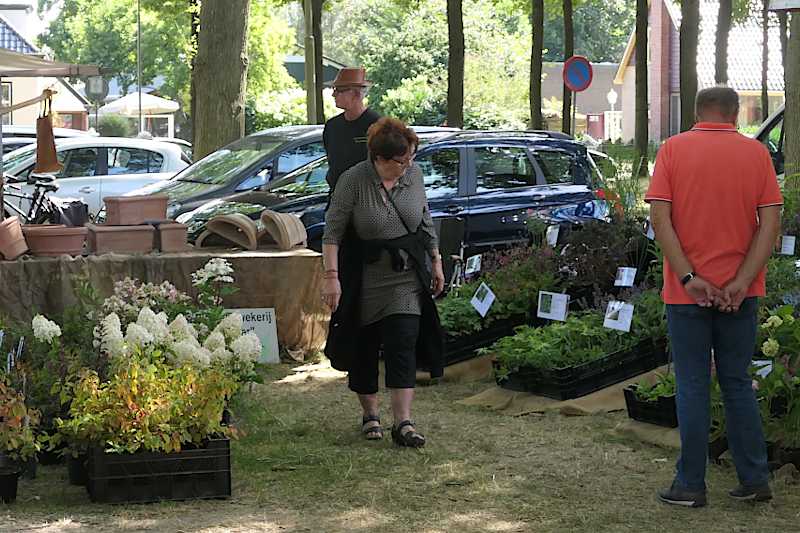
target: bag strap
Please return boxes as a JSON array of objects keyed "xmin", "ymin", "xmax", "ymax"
[{"xmin": 380, "ymin": 183, "xmax": 415, "ymax": 236}]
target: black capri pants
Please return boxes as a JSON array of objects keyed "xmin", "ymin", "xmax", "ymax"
[{"xmin": 348, "ymin": 314, "xmax": 420, "ymax": 394}]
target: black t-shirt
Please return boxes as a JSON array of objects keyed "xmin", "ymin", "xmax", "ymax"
[{"xmin": 323, "ymin": 108, "xmax": 381, "ymax": 191}]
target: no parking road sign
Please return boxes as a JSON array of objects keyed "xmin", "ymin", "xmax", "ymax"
[{"xmin": 563, "ymin": 56, "xmax": 593, "ymax": 93}]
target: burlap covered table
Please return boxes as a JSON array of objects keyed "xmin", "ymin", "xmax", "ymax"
[{"xmin": 0, "ymin": 248, "xmax": 328, "ymax": 358}]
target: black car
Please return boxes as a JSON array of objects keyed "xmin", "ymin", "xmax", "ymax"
[
  {"xmin": 755, "ymin": 104, "xmax": 786, "ymax": 178},
  {"xmin": 177, "ymin": 131, "xmax": 610, "ymax": 252},
  {"xmin": 126, "ymin": 125, "xmax": 458, "ymax": 219}
]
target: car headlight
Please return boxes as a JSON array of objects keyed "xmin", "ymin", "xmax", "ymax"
[{"xmin": 175, "ymin": 210, "xmax": 193, "ymax": 224}]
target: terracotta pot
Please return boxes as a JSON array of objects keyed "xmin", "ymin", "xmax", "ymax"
[
  {"xmin": 22, "ymin": 224, "xmax": 87, "ymax": 257},
  {"xmin": 86, "ymin": 223, "xmax": 154, "ymax": 254},
  {"xmin": 0, "ymin": 216, "xmax": 28, "ymax": 260},
  {"xmin": 103, "ymin": 195, "xmax": 168, "ymax": 226},
  {"xmin": 153, "ymin": 222, "xmax": 188, "ymax": 252}
]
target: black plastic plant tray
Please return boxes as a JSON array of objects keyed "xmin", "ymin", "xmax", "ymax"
[
  {"xmin": 86, "ymin": 438, "xmax": 231, "ymax": 504},
  {"xmin": 441, "ymin": 315, "xmax": 532, "ymax": 367},
  {"xmin": 495, "ymin": 339, "xmax": 668, "ymax": 400},
  {"xmin": 623, "ymin": 385, "xmax": 678, "ymax": 428}
]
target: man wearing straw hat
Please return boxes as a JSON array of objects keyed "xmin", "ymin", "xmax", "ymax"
[{"xmin": 323, "ymin": 67, "xmax": 380, "ymax": 193}]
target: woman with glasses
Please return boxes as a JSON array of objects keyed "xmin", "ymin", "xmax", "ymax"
[{"xmin": 321, "ymin": 117, "xmax": 445, "ymax": 448}]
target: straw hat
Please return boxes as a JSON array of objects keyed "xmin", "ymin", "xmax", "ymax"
[{"xmin": 327, "ymin": 67, "xmax": 373, "ymax": 88}]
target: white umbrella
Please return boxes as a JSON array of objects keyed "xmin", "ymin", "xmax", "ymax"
[{"xmin": 98, "ymin": 92, "xmax": 179, "ymax": 116}]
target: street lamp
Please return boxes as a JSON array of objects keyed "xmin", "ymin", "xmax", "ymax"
[{"xmin": 607, "ymin": 88, "xmax": 618, "ymax": 112}]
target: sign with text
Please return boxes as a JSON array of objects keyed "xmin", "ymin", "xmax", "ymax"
[
  {"xmin": 537, "ymin": 291, "xmax": 569, "ymax": 322},
  {"xmin": 227, "ymin": 308, "xmax": 279, "ymax": 364},
  {"xmin": 769, "ymin": 1, "xmax": 800, "ymax": 11},
  {"xmin": 471, "ymin": 282, "xmax": 496, "ymax": 318},
  {"xmin": 781, "ymin": 235, "xmax": 796, "ymax": 256}
]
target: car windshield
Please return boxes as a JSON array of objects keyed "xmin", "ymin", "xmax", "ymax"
[
  {"xmin": 175, "ymin": 136, "xmax": 284, "ymax": 185},
  {"xmin": 267, "ymin": 157, "xmax": 330, "ymax": 195}
]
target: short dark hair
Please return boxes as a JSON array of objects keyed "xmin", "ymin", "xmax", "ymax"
[
  {"xmin": 695, "ymin": 86, "xmax": 739, "ymax": 118},
  {"xmin": 367, "ymin": 117, "xmax": 419, "ymax": 161}
]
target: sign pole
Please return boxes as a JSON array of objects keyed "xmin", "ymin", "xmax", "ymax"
[{"xmin": 572, "ymin": 91, "xmax": 577, "ymax": 137}]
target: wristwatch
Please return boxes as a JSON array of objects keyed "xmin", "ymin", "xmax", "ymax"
[{"xmin": 680, "ymin": 271, "xmax": 696, "ymax": 285}]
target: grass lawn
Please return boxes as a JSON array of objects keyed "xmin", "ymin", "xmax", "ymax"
[{"xmin": 3, "ymin": 361, "xmax": 800, "ymax": 532}]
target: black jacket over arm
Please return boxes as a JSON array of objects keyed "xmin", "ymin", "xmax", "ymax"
[{"xmin": 325, "ymin": 228, "xmax": 444, "ymax": 379}]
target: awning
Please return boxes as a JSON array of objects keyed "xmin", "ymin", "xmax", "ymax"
[
  {"xmin": 0, "ymin": 48, "xmax": 102, "ymax": 78},
  {"xmin": 98, "ymin": 92, "xmax": 180, "ymax": 116}
]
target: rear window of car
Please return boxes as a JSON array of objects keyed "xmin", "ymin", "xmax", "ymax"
[{"xmin": 474, "ymin": 146, "xmax": 537, "ymax": 192}]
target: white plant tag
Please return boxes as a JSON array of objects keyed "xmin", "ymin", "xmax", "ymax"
[
  {"xmin": 603, "ymin": 301, "xmax": 634, "ymax": 332},
  {"xmin": 537, "ymin": 291, "xmax": 569, "ymax": 322},
  {"xmin": 753, "ymin": 360, "xmax": 773, "ymax": 378},
  {"xmin": 470, "ymin": 282, "xmax": 496, "ymax": 318},
  {"xmin": 465, "ymin": 254, "xmax": 482, "ymax": 276},
  {"xmin": 546, "ymin": 225, "xmax": 560, "ymax": 246},
  {"xmin": 781, "ymin": 235, "xmax": 796, "ymax": 256},
  {"xmin": 614, "ymin": 267, "xmax": 637, "ymax": 287}
]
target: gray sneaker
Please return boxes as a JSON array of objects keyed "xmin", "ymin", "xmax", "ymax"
[
  {"xmin": 657, "ymin": 483, "xmax": 708, "ymax": 508},
  {"xmin": 728, "ymin": 484, "xmax": 772, "ymax": 502}
]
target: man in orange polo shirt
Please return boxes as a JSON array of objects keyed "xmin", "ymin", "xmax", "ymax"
[{"xmin": 646, "ymin": 86, "xmax": 782, "ymax": 508}]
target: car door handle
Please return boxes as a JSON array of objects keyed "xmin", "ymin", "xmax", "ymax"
[
  {"xmin": 78, "ymin": 186, "xmax": 95, "ymax": 193},
  {"xmin": 500, "ymin": 214, "xmax": 520, "ymax": 224},
  {"xmin": 444, "ymin": 205, "xmax": 464, "ymax": 214}
]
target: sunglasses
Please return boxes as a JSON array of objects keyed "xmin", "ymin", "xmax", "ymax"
[{"xmin": 332, "ymin": 87, "xmax": 357, "ymax": 95}]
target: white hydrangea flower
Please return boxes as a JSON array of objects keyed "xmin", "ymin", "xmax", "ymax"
[
  {"xmin": 171, "ymin": 340, "xmax": 211, "ymax": 368},
  {"xmin": 210, "ymin": 347, "xmax": 232, "ymax": 363},
  {"xmin": 136, "ymin": 307, "xmax": 170, "ymax": 344},
  {"xmin": 213, "ymin": 313, "xmax": 243, "ymax": 341},
  {"xmin": 125, "ymin": 323, "xmax": 154, "ymax": 348},
  {"xmin": 191, "ymin": 258, "xmax": 235, "ymax": 286},
  {"xmin": 231, "ymin": 332, "xmax": 262, "ymax": 361},
  {"xmin": 32, "ymin": 315, "xmax": 62, "ymax": 344},
  {"xmin": 99, "ymin": 313, "xmax": 125, "ymax": 356},
  {"xmin": 203, "ymin": 331, "xmax": 226, "ymax": 352},
  {"xmin": 765, "ymin": 316, "xmax": 784, "ymax": 329},
  {"xmin": 762, "ymin": 338, "xmax": 780, "ymax": 358},
  {"xmin": 169, "ymin": 314, "xmax": 197, "ymax": 342}
]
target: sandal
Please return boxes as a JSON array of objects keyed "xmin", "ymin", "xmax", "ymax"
[
  {"xmin": 391, "ymin": 420, "xmax": 425, "ymax": 448},
  {"xmin": 361, "ymin": 414, "xmax": 383, "ymax": 440}
]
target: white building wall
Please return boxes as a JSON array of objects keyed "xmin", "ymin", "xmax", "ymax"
[{"xmin": 619, "ymin": 66, "xmax": 636, "ymax": 143}]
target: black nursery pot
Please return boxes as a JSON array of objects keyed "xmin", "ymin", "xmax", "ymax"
[
  {"xmin": 67, "ymin": 454, "xmax": 89, "ymax": 486},
  {"xmin": 19, "ymin": 456, "xmax": 36, "ymax": 480},
  {"xmin": 0, "ymin": 472, "xmax": 19, "ymax": 504}
]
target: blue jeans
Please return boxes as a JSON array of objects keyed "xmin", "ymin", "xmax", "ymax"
[{"xmin": 666, "ymin": 297, "xmax": 768, "ymax": 491}]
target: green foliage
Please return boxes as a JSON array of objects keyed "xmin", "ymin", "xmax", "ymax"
[
  {"xmin": 97, "ymin": 115, "xmax": 135, "ymax": 138},
  {"xmin": 763, "ymin": 257, "xmax": 800, "ymax": 311},
  {"xmin": 380, "ymin": 75, "xmax": 447, "ymax": 127},
  {"xmin": 55, "ymin": 357, "xmax": 236, "ymax": 455},
  {"xmin": 437, "ymin": 246, "xmax": 560, "ymax": 336},
  {"xmin": 0, "ymin": 379, "xmax": 41, "ymax": 464},
  {"xmin": 492, "ymin": 290, "xmax": 666, "ymax": 375},
  {"xmin": 632, "ymin": 372, "xmax": 676, "ymax": 402}
]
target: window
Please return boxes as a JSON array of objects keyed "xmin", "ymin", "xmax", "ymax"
[
  {"xmin": 474, "ymin": 146, "xmax": 536, "ymax": 192},
  {"xmin": 108, "ymin": 148, "xmax": 164, "ymax": 174},
  {"xmin": 60, "ymin": 148, "xmax": 98, "ymax": 177},
  {"xmin": 760, "ymin": 116, "xmax": 784, "ymax": 174},
  {"xmin": 532, "ymin": 150, "xmax": 576, "ymax": 185},
  {"xmin": 269, "ymin": 158, "xmax": 330, "ymax": 195},
  {"xmin": 1, "ymin": 83, "xmax": 10, "ymax": 126},
  {"xmin": 277, "ymin": 142, "xmax": 326, "ymax": 174},
  {"xmin": 416, "ymin": 148, "xmax": 459, "ymax": 198}
]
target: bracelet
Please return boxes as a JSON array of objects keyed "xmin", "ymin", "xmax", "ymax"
[{"xmin": 323, "ymin": 271, "xmax": 339, "ymax": 280}]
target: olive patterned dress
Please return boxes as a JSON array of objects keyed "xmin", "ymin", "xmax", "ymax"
[{"xmin": 322, "ymin": 158, "xmax": 439, "ymax": 326}]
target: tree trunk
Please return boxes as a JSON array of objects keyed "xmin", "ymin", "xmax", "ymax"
[
  {"xmin": 312, "ymin": 0, "xmax": 325, "ymax": 123},
  {"xmin": 446, "ymin": 0, "xmax": 464, "ymax": 128},
  {"xmin": 785, "ymin": 13, "xmax": 800, "ymax": 184},
  {"xmin": 761, "ymin": 0, "xmax": 769, "ymax": 122},
  {"xmin": 679, "ymin": 0, "xmax": 699, "ymax": 132},
  {"xmin": 189, "ymin": 0, "xmax": 200, "ymax": 141},
  {"xmin": 634, "ymin": 0, "xmax": 649, "ymax": 177},
  {"xmin": 529, "ymin": 0, "xmax": 544, "ymax": 129},
  {"xmin": 193, "ymin": 0, "xmax": 250, "ymax": 159},
  {"xmin": 561, "ymin": 0, "xmax": 574, "ymax": 135},
  {"xmin": 715, "ymin": 0, "xmax": 732, "ymax": 85},
  {"xmin": 778, "ymin": 12, "xmax": 789, "ymax": 69}
]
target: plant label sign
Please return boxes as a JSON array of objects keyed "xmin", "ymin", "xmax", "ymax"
[
  {"xmin": 465, "ymin": 254, "xmax": 482, "ymax": 276},
  {"xmin": 646, "ymin": 219, "xmax": 655, "ymax": 240},
  {"xmin": 471, "ymin": 282, "xmax": 496, "ymax": 318},
  {"xmin": 537, "ymin": 291, "xmax": 569, "ymax": 322},
  {"xmin": 753, "ymin": 359, "xmax": 773, "ymax": 378},
  {"xmin": 603, "ymin": 301, "xmax": 634, "ymax": 332},
  {"xmin": 227, "ymin": 308, "xmax": 279, "ymax": 364},
  {"xmin": 781, "ymin": 235, "xmax": 796, "ymax": 256},
  {"xmin": 546, "ymin": 225, "xmax": 560, "ymax": 247},
  {"xmin": 614, "ymin": 267, "xmax": 637, "ymax": 287}
]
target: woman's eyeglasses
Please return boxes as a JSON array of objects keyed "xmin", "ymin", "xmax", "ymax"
[{"xmin": 391, "ymin": 154, "xmax": 415, "ymax": 167}]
